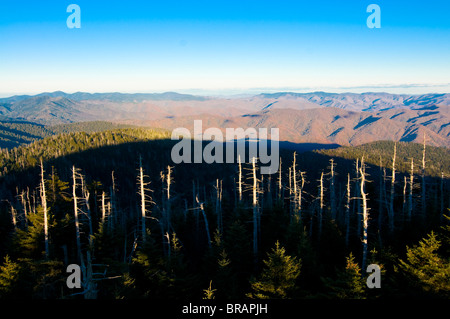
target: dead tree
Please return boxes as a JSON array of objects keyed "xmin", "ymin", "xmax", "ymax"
[
  {"xmin": 378, "ymin": 156, "xmax": 384, "ymax": 231},
  {"xmin": 109, "ymin": 171, "xmax": 117, "ymax": 231},
  {"xmin": 9, "ymin": 203, "xmax": 17, "ymax": 231},
  {"xmin": 292, "ymin": 152, "xmax": 298, "ymax": 215},
  {"xmin": 196, "ymin": 196, "xmax": 212, "ymax": 248},
  {"xmin": 388, "ymin": 142, "xmax": 397, "ymax": 233},
  {"xmin": 215, "ymin": 179, "xmax": 223, "ymax": 233},
  {"xmin": 19, "ymin": 190, "xmax": 28, "ymax": 228},
  {"xmin": 318, "ymin": 171, "xmax": 324, "ymax": 241},
  {"xmin": 252, "ymin": 157, "xmax": 259, "ymax": 259},
  {"xmin": 238, "ymin": 155, "xmax": 243, "ymax": 203},
  {"xmin": 298, "ymin": 171, "xmax": 305, "ymax": 218},
  {"xmin": 138, "ymin": 155, "xmax": 153, "ymax": 243},
  {"xmin": 101, "ymin": 191, "xmax": 106, "ymax": 224},
  {"xmin": 165, "ymin": 165, "xmax": 173, "ymax": 232},
  {"xmin": 355, "ymin": 158, "xmax": 362, "ymax": 237},
  {"xmin": 40, "ymin": 159, "xmax": 49, "ymax": 258},
  {"xmin": 402, "ymin": 176, "xmax": 407, "ymax": 220},
  {"xmin": 277, "ymin": 157, "xmax": 283, "ymax": 203},
  {"xmin": 71, "ymin": 166, "xmax": 98, "ymax": 299},
  {"xmin": 345, "ymin": 173, "xmax": 351, "ymax": 247},
  {"xmin": 329, "ymin": 159, "xmax": 336, "ymax": 220},
  {"xmin": 360, "ymin": 158, "xmax": 370, "ymax": 272},
  {"xmin": 408, "ymin": 158, "xmax": 414, "ymax": 222}
]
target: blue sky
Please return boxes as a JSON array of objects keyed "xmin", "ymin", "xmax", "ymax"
[{"xmin": 0, "ymin": 0, "xmax": 449, "ymax": 96}]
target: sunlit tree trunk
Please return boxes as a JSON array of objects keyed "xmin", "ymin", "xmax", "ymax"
[
  {"xmin": 408, "ymin": 158, "xmax": 414, "ymax": 222},
  {"xmin": 360, "ymin": 158, "xmax": 369, "ymax": 272},
  {"xmin": 389, "ymin": 142, "xmax": 396, "ymax": 233},
  {"xmin": 330, "ymin": 159, "xmax": 336, "ymax": 220},
  {"xmin": 345, "ymin": 173, "xmax": 351, "ymax": 247},
  {"xmin": 40, "ymin": 159, "xmax": 49, "ymax": 258}
]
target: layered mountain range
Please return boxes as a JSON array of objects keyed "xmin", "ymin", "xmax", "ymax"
[{"xmin": 1, "ymin": 91, "xmax": 449, "ymax": 147}]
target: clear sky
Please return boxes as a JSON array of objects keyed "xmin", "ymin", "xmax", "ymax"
[{"xmin": 0, "ymin": 0, "xmax": 449, "ymax": 96}]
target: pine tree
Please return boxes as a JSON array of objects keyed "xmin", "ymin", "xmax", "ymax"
[
  {"xmin": 321, "ymin": 252, "xmax": 366, "ymax": 299},
  {"xmin": 247, "ymin": 241, "xmax": 301, "ymax": 299},
  {"xmin": 397, "ymin": 231, "xmax": 450, "ymax": 297},
  {"xmin": 0, "ymin": 256, "xmax": 22, "ymax": 298},
  {"xmin": 202, "ymin": 280, "xmax": 217, "ymax": 299}
]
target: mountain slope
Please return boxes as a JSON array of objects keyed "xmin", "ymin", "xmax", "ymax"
[{"xmin": 0, "ymin": 91, "xmax": 449, "ymax": 147}]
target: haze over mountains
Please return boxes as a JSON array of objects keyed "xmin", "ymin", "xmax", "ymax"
[{"xmin": 1, "ymin": 91, "xmax": 449, "ymax": 147}]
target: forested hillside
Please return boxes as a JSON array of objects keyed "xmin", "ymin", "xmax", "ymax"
[
  {"xmin": 0, "ymin": 129, "xmax": 449, "ymax": 299},
  {"xmin": 0, "ymin": 120, "xmax": 142, "ymax": 150}
]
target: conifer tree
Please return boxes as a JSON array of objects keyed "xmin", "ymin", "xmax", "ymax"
[
  {"xmin": 321, "ymin": 252, "xmax": 366, "ymax": 299},
  {"xmin": 397, "ymin": 231, "xmax": 450, "ymax": 297},
  {"xmin": 247, "ymin": 241, "xmax": 301, "ymax": 299}
]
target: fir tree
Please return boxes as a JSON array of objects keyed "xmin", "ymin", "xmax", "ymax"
[
  {"xmin": 397, "ymin": 231, "xmax": 450, "ymax": 297},
  {"xmin": 321, "ymin": 252, "xmax": 366, "ymax": 299},
  {"xmin": 247, "ymin": 241, "xmax": 301, "ymax": 299}
]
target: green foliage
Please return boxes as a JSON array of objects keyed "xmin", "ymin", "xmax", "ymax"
[
  {"xmin": 318, "ymin": 140, "xmax": 450, "ymax": 177},
  {"xmin": 0, "ymin": 127, "xmax": 171, "ymax": 177},
  {"xmin": 203, "ymin": 280, "xmax": 216, "ymax": 299},
  {"xmin": 0, "ymin": 256, "xmax": 21, "ymax": 298},
  {"xmin": 397, "ymin": 232, "xmax": 450, "ymax": 297},
  {"xmin": 0, "ymin": 128, "xmax": 448, "ymax": 299},
  {"xmin": 0, "ymin": 256, "xmax": 64, "ymax": 299},
  {"xmin": 321, "ymin": 253, "xmax": 366, "ymax": 299},
  {"xmin": 0, "ymin": 121, "xmax": 52, "ymax": 149},
  {"xmin": 247, "ymin": 241, "xmax": 301, "ymax": 299}
]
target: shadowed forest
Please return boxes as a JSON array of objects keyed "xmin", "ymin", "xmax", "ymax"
[{"xmin": 0, "ymin": 128, "xmax": 449, "ymax": 299}]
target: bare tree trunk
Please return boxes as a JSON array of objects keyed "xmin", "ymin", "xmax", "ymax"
[
  {"xmin": 139, "ymin": 155, "xmax": 147, "ymax": 243},
  {"xmin": 289, "ymin": 166, "xmax": 293, "ymax": 217},
  {"xmin": 110, "ymin": 170, "xmax": 116, "ymax": 231},
  {"xmin": 216, "ymin": 179, "xmax": 223, "ymax": 233},
  {"xmin": 72, "ymin": 166, "xmax": 83, "ymax": 265},
  {"xmin": 166, "ymin": 165, "xmax": 172, "ymax": 232},
  {"xmin": 360, "ymin": 158, "xmax": 369, "ymax": 272},
  {"xmin": 20, "ymin": 190, "xmax": 28, "ymax": 228},
  {"xmin": 345, "ymin": 173, "xmax": 351, "ymax": 247},
  {"xmin": 252, "ymin": 157, "xmax": 259, "ymax": 259},
  {"xmin": 238, "ymin": 155, "xmax": 243, "ymax": 203},
  {"xmin": 40, "ymin": 159, "xmax": 49, "ymax": 258},
  {"xmin": 101, "ymin": 191, "xmax": 106, "ymax": 224},
  {"xmin": 298, "ymin": 171, "xmax": 305, "ymax": 218},
  {"xmin": 408, "ymin": 158, "xmax": 414, "ymax": 222},
  {"xmin": 389, "ymin": 142, "xmax": 396, "ymax": 233},
  {"xmin": 197, "ymin": 196, "xmax": 212, "ymax": 248},
  {"xmin": 355, "ymin": 159, "xmax": 361, "ymax": 238},
  {"xmin": 81, "ymin": 175, "xmax": 93, "ymax": 246},
  {"xmin": 403, "ymin": 176, "xmax": 407, "ymax": 221},
  {"xmin": 10, "ymin": 204, "xmax": 17, "ymax": 230},
  {"xmin": 330, "ymin": 159, "xmax": 336, "ymax": 220},
  {"xmin": 378, "ymin": 156, "xmax": 384, "ymax": 231},
  {"xmin": 278, "ymin": 157, "xmax": 283, "ymax": 203},
  {"xmin": 318, "ymin": 171, "xmax": 324, "ymax": 241},
  {"xmin": 292, "ymin": 152, "xmax": 298, "ymax": 215}
]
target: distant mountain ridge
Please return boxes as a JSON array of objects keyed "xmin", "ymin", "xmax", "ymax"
[{"xmin": 0, "ymin": 91, "xmax": 449, "ymax": 147}]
